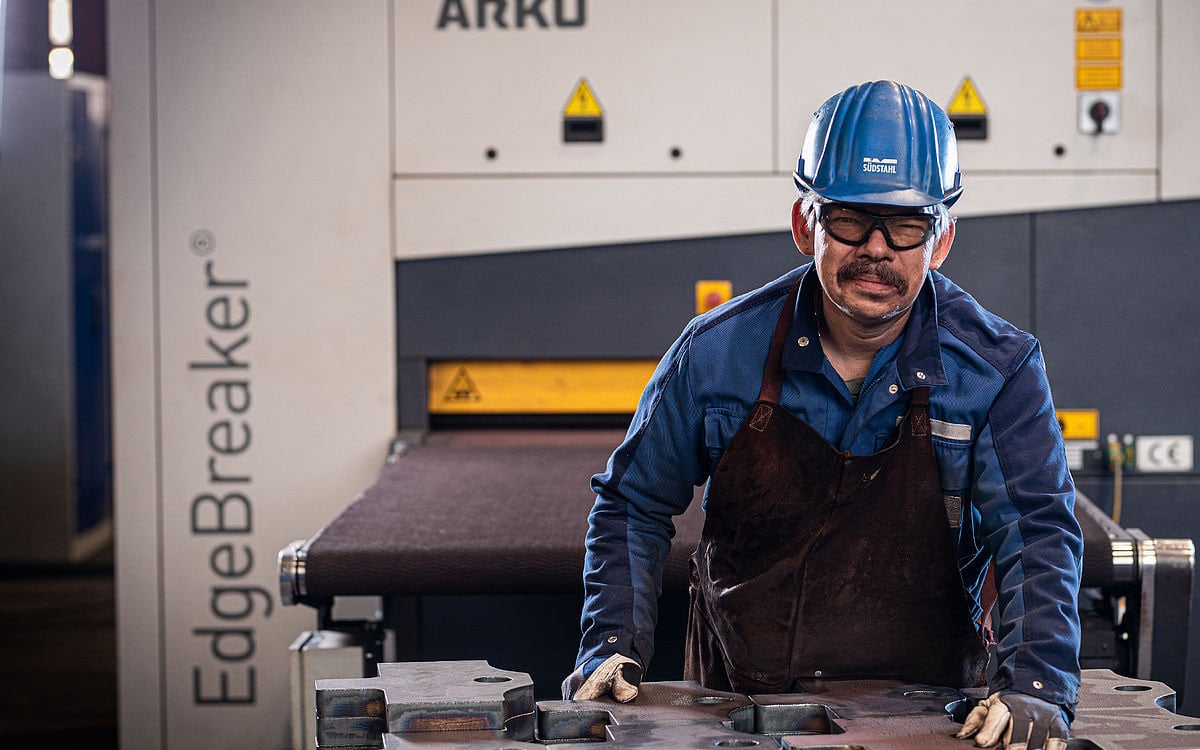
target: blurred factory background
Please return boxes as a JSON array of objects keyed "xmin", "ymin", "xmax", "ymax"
[{"xmin": 1, "ymin": 1, "xmax": 1199, "ymax": 748}]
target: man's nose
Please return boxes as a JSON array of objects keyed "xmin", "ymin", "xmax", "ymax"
[{"xmin": 860, "ymin": 227, "xmax": 894, "ymax": 255}]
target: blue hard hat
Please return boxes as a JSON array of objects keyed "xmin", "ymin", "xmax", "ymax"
[{"xmin": 794, "ymin": 81, "xmax": 963, "ymax": 208}]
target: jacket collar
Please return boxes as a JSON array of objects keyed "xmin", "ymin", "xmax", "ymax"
[{"xmin": 782, "ymin": 265, "xmax": 947, "ymax": 389}]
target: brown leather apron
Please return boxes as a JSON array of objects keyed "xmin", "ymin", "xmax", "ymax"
[{"xmin": 684, "ymin": 280, "xmax": 989, "ymax": 693}]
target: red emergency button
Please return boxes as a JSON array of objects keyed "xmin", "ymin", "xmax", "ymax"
[{"xmin": 695, "ymin": 280, "xmax": 733, "ymax": 315}]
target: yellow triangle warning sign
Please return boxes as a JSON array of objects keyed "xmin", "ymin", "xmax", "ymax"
[
  {"xmin": 947, "ymin": 76, "xmax": 988, "ymax": 117},
  {"xmin": 1076, "ymin": 8, "xmax": 1121, "ymax": 34},
  {"xmin": 443, "ymin": 367, "xmax": 481, "ymax": 402},
  {"xmin": 563, "ymin": 78, "xmax": 604, "ymax": 118}
]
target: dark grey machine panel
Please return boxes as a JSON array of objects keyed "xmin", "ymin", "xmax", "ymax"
[
  {"xmin": 395, "ymin": 230, "xmax": 799, "ymax": 427},
  {"xmin": 395, "ymin": 230, "xmax": 798, "ymax": 360},
  {"xmin": 1033, "ymin": 202, "xmax": 1200, "ymax": 712},
  {"xmin": 1036, "ymin": 200, "xmax": 1200, "ymax": 436},
  {"xmin": 394, "ymin": 198, "xmax": 1200, "ymax": 709},
  {"xmin": 395, "ymin": 215, "xmax": 1038, "ymax": 424},
  {"xmin": 395, "ymin": 200, "xmax": 1197, "ymax": 438}
]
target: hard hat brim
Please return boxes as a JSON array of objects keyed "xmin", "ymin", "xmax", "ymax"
[{"xmin": 793, "ymin": 171, "xmax": 963, "ymax": 209}]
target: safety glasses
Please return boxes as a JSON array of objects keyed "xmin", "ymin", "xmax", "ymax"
[{"xmin": 818, "ymin": 204, "xmax": 935, "ymax": 251}]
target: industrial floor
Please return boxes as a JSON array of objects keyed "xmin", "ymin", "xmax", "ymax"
[{"xmin": 0, "ymin": 545, "xmax": 118, "ymax": 748}]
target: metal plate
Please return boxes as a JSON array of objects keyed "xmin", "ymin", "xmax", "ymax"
[
  {"xmin": 316, "ymin": 660, "xmax": 535, "ymax": 747},
  {"xmin": 382, "ymin": 730, "xmax": 549, "ymax": 749},
  {"xmin": 537, "ymin": 681, "xmax": 755, "ymax": 741},
  {"xmin": 750, "ymin": 681, "xmax": 966, "ymax": 737},
  {"xmin": 318, "ymin": 662, "xmax": 1200, "ymax": 749},
  {"xmin": 605, "ymin": 722, "xmax": 774, "ymax": 749}
]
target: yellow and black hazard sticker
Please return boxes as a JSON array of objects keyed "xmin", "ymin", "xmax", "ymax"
[
  {"xmin": 563, "ymin": 78, "xmax": 604, "ymax": 143},
  {"xmin": 946, "ymin": 76, "xmax": 988, "ymax": 140},
  {"xmin": 429, "ymin": 360, "xmax": 657, "ymax": 414}
]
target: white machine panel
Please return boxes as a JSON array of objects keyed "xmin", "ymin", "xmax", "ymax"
[
  {"xmin": 777, "ymin": 0, "xmax": 1158, "ymax": 175},
  {"xmin": 394, "ymin": 0, "xmax": 774, "ymax": 175},
  {"xmin": 394, "ymin": 174, "xmax": 790, "ymax": 258},
  {"xmin": 109, "ymin": 1, "xmax": 395, "ymax": 748},
  {"xmin": 389, "ymin": 0, "xmax": 1188, "ymax": 258},
  {"xmin": 1161, "ymin": 0, "xmax": 1200, "ymax": 201}
]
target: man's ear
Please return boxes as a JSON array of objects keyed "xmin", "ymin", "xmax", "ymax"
[
  {"xmin": 792, "ymin": 199, "xmax": 815, "ymax": 257},
  {"xmin": 928, "ymin": 218, "xmax": 955, "ymax": 271}
]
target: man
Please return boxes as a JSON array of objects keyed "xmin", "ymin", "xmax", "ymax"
[{"xmin": 563, "ymin": 81, "xmax": 1083, "ymax": 750}]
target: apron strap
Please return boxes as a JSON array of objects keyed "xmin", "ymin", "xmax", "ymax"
[
  {"xmin": 758, "ymin": 279, "xmax": 802, "ymax": 404},
  {"xmin": 908, "ymin": 384, "xmax": 998, "ymax": 642}
]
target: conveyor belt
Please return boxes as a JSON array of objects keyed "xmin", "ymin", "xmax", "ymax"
[
  {"xmin": 285, "ymin": 428, "xmax": 1129, "ymax": 603},
  {"xmin": 293, "ymin": 429, "xmax": 706, "ymax": 598}
]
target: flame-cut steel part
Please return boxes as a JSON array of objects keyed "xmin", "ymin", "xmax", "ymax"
[
  {"xmin": 538, "ymin": 679, "xmax": 965, "ymax": 748},
  {"xmin": 1065, "ymin": 668, "xmax": 1200, "ymax": 749},
  {"xmin": 318, "ymin": 662, "xmax": 1200, "ymax": 749},
  {"xmin": 777, "ymin": 671, "xmax": 1200, "ymax": 749},
  {"xmin": 381, "ymin": 730, "xmax": 551, "ymax": 749},
  {"xmin": 748, "ymin": 680, "xmax": 967, "ymax": 738},
  {"xmin": 315, "ymin": 660, "xmax": 535, "ymax": 748},
  {"xmin": 536, "ymin": 680, "xmax": 756, "ymax": 741},
  {"xmin": 604, "ymin": 722, "xmax": 775, "ymax": 748},
  {"xmin": 382, "ymin": 723, "xmax": 766, "ymax": 750},
  {"xmin": 535, "ymin": 671, "xmax": 1200, "ymax": 749}
]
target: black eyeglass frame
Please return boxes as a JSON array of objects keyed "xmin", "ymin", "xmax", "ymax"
[{"xmin": 817, "ymin": 204, "xmax": 937, "ymax": 251}]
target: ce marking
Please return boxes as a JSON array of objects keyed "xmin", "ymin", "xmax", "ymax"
[{"xmin": 1135, "ymin": 436, "xmax": 1194, "ymax": 473}]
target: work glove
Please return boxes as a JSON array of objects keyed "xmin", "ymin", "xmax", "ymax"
[
  {"xmin": 562, "ymin": 653, "xmax": 643, "ymax": 702},
  {"xmin": 955, "ymin": 691, "xmax": 1070, "ymax": 750}
]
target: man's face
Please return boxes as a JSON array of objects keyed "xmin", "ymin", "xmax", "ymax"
[{"xmin": 793, "ymin": 200, "xmax": 953, "ymax": 324}]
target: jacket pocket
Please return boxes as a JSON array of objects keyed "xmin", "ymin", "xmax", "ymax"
[
  {"xmin": 931, "ymin": 429, "xmax": 973, "ymax": 494},
  {"xmin": 702, "ymin": 408, "xmax": 746, "ymax": 469},
  {"xmin": 932, "ymin": 427, "xmax": 974, "ymax": 536}
]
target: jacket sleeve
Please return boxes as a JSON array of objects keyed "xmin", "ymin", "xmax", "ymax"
[
  {"xmin": 972, "ymin": 340, "xmax": 1084, "ymax": 713},
  {"xmin": 573, "ymin": 325, "xmax": 710, "ymax": 673}
]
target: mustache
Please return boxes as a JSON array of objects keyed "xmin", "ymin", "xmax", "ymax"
[{"xmin": 837, "ymin": 259, "xmax": 908, "ymax": 295}]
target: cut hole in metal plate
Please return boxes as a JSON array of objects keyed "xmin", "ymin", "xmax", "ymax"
[
  {"xmin": 945, "ymin": 698, "xmax": 979, "ymax": 724},
  {"xmin": 902, "ymin": 690, "xmax": 947, "ymax": 699},
  {"xmin": 755, "ymin": 703, "xmax": 841, "ymax": 736}
]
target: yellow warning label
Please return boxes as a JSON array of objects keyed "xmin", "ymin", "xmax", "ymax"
[
  {"xmin": 443, "ymin": 367, "xmax": 481, "ymax": 403},
  {"xmin": 695, "ymin": 280, "xmax": 733, "ymax": 315},
  {"xmin": 947, "ymin": 76, "xmax": 988, "ymax": 116},
  {"xmin": 429, "ymin": 360, "xmax": 657, "ymax": 415},
  {"xmin": 563, "ymin": 78, "xmax": 604, "ymax": 118},
  {"xmin": 1076, "ymin": 8, "xmax": 1121, "ymax": 34},
  {"xmin": 1057, "ymin": 409, "xmax": 1100, "ymax": 441},
  {"xmin": 1076, "ymin": 36, "xmax": 1122, "ymax": 62},
  {"xmin": 1076, "ymin": 64, "xmax": 1122, "ymax": 90}
]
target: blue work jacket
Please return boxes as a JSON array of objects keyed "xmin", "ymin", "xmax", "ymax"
[{"xmin": 576, "ymin": 264, "xmax": 1083, "ymax": 711}]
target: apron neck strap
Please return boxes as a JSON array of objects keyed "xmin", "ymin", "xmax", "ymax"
[
  {"xmin": 757, "ymin": 277, "xmax": 934, "ymax": 411},
  {"xmin": 759, "ymin": 279, "xmax": 802, "ymax": 404}
]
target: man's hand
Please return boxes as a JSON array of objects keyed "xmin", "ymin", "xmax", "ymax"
[
  {"xmin": 955, "ymin": 691, "xmax": 1069, "ymax": 750},
  {"xmin": 565, "ymin": 654, "xmax": 642, "ymax": 703}
]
